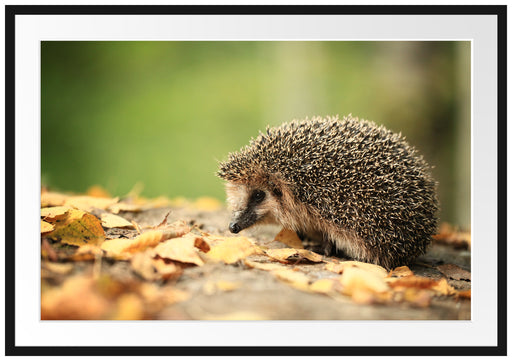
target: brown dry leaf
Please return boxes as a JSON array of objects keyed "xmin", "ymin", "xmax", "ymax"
[
  {"xmin": 326, "ymin": 260, "xmax": 388, "ymax": 278},
  {"xmin": 457, "ymin": 289, "xmax": 471, "ymax": 299},
  {"xmin": 130, "ymin": 251, "xmax": 161, "ymax": 281},
  {"xmin": 433, "ymin": 223, "xmax": 471, "ymax": 249},
  {"xmin": 309, "ymin": 278, "xmax": 340, "ymax": 294},
  {"xmin": 112, "ymin": 293, "xmax": 144, "ymax": 320},
  {"xmin": 193, "ymin": 197, "xmax": 222, "ymax": 211},
  {"xmin": 41, "ymin": 220, "xmax": 54, "ymax": 233},
  {"xmin": 48, "ymin": 209, "xmax": 105, "ymax": 246},
  {"xmin": 273, "ymin": 228, "xmax": 304, "ymax": 249},
  {"xmin": 41, "ymin": 275, "xmax": 110, "ymax": 320},
  {"xmin": 41, "ymin": 191, "xmax": 69, "ymax": 207},
  {"xmin": 41, "ymin": 206, "xmax": 70, "ymax": 221},
  {"xmin": 432, "ymin": 278, "xmax": 457, "ymax": 296},
  {"xmin": 244, "ymin": 259, "xmax": 290, "ymax": 272},
  {"xmin": 207, "ymin": 236, "xmax": 262, "ymax": 264},
  {"xmin": 108, "ymin": 202, "xmax": 144, "ymax": 214},
  {"xmin": 388, "ymin": 266, "xmax": 414, "ymax": 278},
  {"xmin": 153, "ymin": 234, "xmax": 207, "ymax": 266},
  {"xmin": 265, "ymin": 248, "xmax": 323, "ymax": 263},
  {"xmin": 64, "ymin": 195, "xmax": 119, "ymax": 212},
  {"xmin": 387, "ymin": 275, "xmax": 439, "ymax": 290},
  {"xmin": 100, "ymin": 213, "xmax": 133, "ymax": 228},
  {"xmin": 436, "ymin": 264, "xmax": 471, "ymax": 281},
  {"xmin": 86, "ymin": 185, "xmax": 111, "ymax": 198},
  {"xmin": 152, "ymin": 258, "xmax": 183, "ymax": 280},
  {"xmin": 340, "ymin": 267, "xmax": 390, "ymax": 304},
  {"xmin": 101, "ymin": 230, "xmax": 165, "ymax": 259}
]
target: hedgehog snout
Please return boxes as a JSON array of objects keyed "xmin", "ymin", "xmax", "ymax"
[{"xmin": 229, "ymin": 221, "xmax": 241, "ymax": 233}]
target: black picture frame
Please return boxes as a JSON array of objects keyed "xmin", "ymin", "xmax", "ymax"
[{"xmin": 4, "ymin": 4, "xmax": 507, "ymax": 357}]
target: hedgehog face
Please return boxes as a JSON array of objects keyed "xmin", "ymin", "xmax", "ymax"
[{"xmin": 225, "ymin": 182, "xmax": 280, "ymax": 233}]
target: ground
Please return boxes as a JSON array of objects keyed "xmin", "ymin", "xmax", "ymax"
[{"xmin": 40, "ymin": 191, "xmax": 471, "ymax": 320}]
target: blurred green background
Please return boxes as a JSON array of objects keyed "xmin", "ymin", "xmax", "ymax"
[{"xmin": 41, "ymin": 41, "xmax": 471, "ymax": 228}]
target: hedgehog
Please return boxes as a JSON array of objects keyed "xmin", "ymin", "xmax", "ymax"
[{"xmin": 217, "ymin": 115, "xmax": 439, "ymax": 269}]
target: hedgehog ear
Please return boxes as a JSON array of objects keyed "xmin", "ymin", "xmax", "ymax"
[{"xmin": 268, "ymin": 180, "xmax": 283, "ymax": 197}]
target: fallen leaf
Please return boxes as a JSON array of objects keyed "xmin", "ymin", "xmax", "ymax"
[
  {"xmin": 100, "ymin": 213, "xmax": 133, "ymax": 228},
  {"xmin": 326, "ymin": 260, "xmax": 388, "ymax": 278},
  {"xmin": 41, "ymin": 206, "xmax": 70, "ymax": 221},
  {"xmin": 309, "ymin": 278, "xmax": 340, "ymax": 294},
  {"xmin": 153, "ymin": 234, "xmax": 207, "ymax": 266},
  {"xmin": 432, "ymin": 278, "xmax": 457, "ymax": 296},
  {"xmin": 207, "ymin": 237, "xmax": 262, "ymax": 264},
  {"xmin": 63, "ymin": 195, "xmax": 119, "ymax": 212},
  {"xmin": 340, "ymin": 267, "xmax": 390, "ymax": 295},
  {"xmin": 388, "ymin": 266, "xmax": 414, "ymax": 278},
  {"xmin": 41, "ymin": 220, "xmax": 54, "ymax": 233},
  {"xmin": 273, "ymin": 228, "xmax": 304, "ymax": 249},
  {"xmin": 244, "ymin": 259, "xmax": 289, "ymax": 272},
  {"xmin": 436, "ymin": 264, "xmax": 471, "ymax": 281},
  {"xmin": 41, "ymin": 191, "xmax": 69, "ymax": 207},
  {"xmin": 387, "ymin": 275, "xmax": 439, "ymax": 290},
  {"xmin": 152, "ymin": 258, "xmax": 183, "ymax": 280},
  {"xmin": 457, "ymin": 289, "xmax": 471, "ymax": 299},
  {"xmin": 401, "ymin": 288, "xmax": 432, "ymax": 307},
  {"xmin": 101, "ymin": 230, "xmax": 165, "ymax": 258},
  {"xmin": 265, "ymin": 248, "xmax": 323, "ymax": 263},
  {"xmin": 48, "ymin": 209, "xmax": 105, "ymax": 246}
]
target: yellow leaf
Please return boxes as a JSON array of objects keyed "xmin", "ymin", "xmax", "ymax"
[
  {"xmin": 41, "ymin": 191, "xmax": 69, "ymax": 207},
  {"xmin": 100, "ymin": 213, "xmax": 133, "ymax": 228},
  {"xmin": 457, "ymin": 289, "xmax": 471, "ymax": 299},
  {"xmin": 309, "ymin": 278, "xmax": 338, "ymax": 294},
  {"xmin": 207, "ymin": 237, "xmax": 262, "ymax": 264},
  {"xmin": 244, "ymin": 259, "xmax": 289, "ymax": 272},
  {"xmin": 41, "ymin": 206, "xmax": 70, "ymax": 221},
  {"xmin": 48, "ymin": 209, "xmax": 105, "ymax": 246},
  {"xmin": 153, "ymin": 234, "xmax": 207, "ymax": 266},
  {"xmin": 42, "ymin": 261, "xmax": 73, "ymax": 275},
  {"xmin": 273, "ymin": 228, "xmax": 304, "ymax": 249},
  {"xmin": 432, "ymin": 278, "xmax": 457, "ymax": 296},
  {"xmin": 325, "ymin": 260, "xmax": 388, "ymax": 278},
  {"xmin": 101, "ymin": 230, "xmax": 164, "ymax": 258},
  {"xmin": 388, "ymin": 265, "xmax": 414, "ymax": 278},
  {"xmin": 64, "ymin": 195, "xmax": 119, "ymax": 212},
  {"xmin": 265, "ymin": 248, "xmax": 323, "ymax": 263},
  {"xmin": 41, "ymin": 220, "xmax": 54, "ymax": 233},
  {"xmin": 340, "ymin": 267, "xmax": 390, "ymax": 295}
]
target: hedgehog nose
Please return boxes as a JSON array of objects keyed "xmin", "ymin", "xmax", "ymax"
[{"xmin": 229, "ymin": 222, "xmax": 241, "ymax": 234}]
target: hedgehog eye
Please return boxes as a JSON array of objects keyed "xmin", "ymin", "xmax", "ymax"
[{"xmin": 252, "ymin": 190, "xmax": 266, "ymax": 203}]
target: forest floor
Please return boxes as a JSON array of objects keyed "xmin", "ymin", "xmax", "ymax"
[{"xmin": 41, "ymin": 189, "xmax": 471, "ymax": 320}]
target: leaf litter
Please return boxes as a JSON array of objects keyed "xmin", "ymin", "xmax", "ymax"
[{"xmin": 40, "ymin": 188, "xmax": 471, "ymax": 320}]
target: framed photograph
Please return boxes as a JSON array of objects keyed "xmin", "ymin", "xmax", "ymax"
[{"xmin": 5, "ymin": 4, "xmax": 506, "ymax": 357}]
